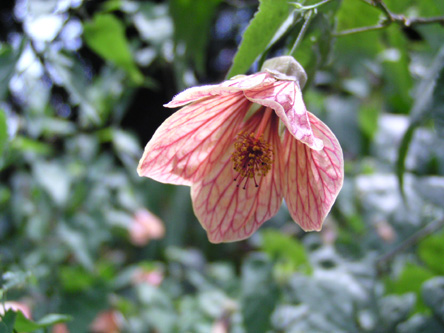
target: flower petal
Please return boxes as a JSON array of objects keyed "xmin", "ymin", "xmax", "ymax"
[
  {"xmin": 138, "ymin": 94, "xmax": 250, "ymax": 185},
  {"xmin": 191, "ymin": 114, "xmax": 283, "ymax": 243},
  {"xmin": 280, "ymin": 112, "xmax": 343, "ymax": 231},
  {"xmin": 244, "ymin": 80, "xmax": 324, "ymax": 150},
  {"xmin": 165, "ymin": 73, "xmax": 276, "ymax": 108}
]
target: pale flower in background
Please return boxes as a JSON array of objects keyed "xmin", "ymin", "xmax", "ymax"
[
  {"xmin": 90, "ymin": 310, "xmax": 123, "ymax": 333},
  {"xmin": 375, "ymin": 219, "xmax": 396, "ymax": 243},
  {"xmin": 52, "ymin": 323, "xmax": 70, "ymax": 333},
  {"xmin": 129, "ymin": 209, "xmax": 165, "ymax": 246},
  {"xmin": 0, "ymin": 301, "xmax": 32, "ymax": 319},
  {"xmin": 132, "ymin": 267, "xmax": 164, "ymax": 287}
]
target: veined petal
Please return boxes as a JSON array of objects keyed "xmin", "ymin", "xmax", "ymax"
[
  {"xmin": 280, "ymin": 112, "xmax": 343, "ymax": 231},
  {"xmin": 244, "ymin": 80, "xmax": 324, "ymax": 151},
  {"xmin": 165, "ymin": 73, "xmax": 276, "ymax": 108},
  {"xmin": 191, "ymin": 114, "xmax": 283, "ymax": 243},
  {"xmin": 138, "ymin": 94, "xmax": 250, "ymax": 185}
]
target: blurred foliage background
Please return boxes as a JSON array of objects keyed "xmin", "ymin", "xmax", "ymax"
[{"xmin": 1, "ymin": 0, "xmax": 444, "ymax": 332}]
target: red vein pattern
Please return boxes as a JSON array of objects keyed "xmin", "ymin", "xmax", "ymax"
[
  {"xmin": 191, "ymin": 114, "xmax": 283, "ymax": 243},
  {"xmin": 138, "ymin": 94, "xmax": 250, "ymax": 185},
  {"xmin": 245, "ymin": 80, "xmax": 323, "ymax": 150},
  {"xmin": 280, "ymin": 112, "xmax": 343, "ymax": 231}
]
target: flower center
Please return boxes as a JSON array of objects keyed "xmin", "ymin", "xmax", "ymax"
[{"xmin": 231, "ymin": 132, "xmax": 273, "ymax": 189}]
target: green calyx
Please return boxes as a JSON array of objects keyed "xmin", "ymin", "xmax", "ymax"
[{"xmin": 261, "ymin": 56, "xmax": 307, "ymax": 89}]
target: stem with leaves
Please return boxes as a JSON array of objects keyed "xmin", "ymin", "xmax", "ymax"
[
  {"xmin": 335, "ymin": 0, "xmax": 444, "ymax": 36},
  {"xmin": 376, "ymin": 217, "xmax": 444, "ymax": 274},
  {"xmin": 289, "ymin": 10, "xmax": 314, "ymax": 55}
]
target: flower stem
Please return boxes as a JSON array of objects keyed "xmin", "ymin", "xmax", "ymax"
[
  {"xmin": 335, "ymin": 0, "xmax": 444, "ymax": 36},
  {"xmin": 289, "ymin": 10, "xmax": 314, "ymax": 55},
  {"xmin": 333, "ymin": 24, "xmax": 387, "ymax": 36}
]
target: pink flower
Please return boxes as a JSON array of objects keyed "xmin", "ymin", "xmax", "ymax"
[
  {"xmin": 131, "ymin": 268, "xmax": 164, "ymax": 287},
  {"xmin": 0, "ymin": 301, "xmax": 32, "ymax": 319},
  {"xmin": 138, "ymin": 56, "xmax": 343, "ymax": 243},
  {"xmin": 129, "ymin": 209, "xmax": 165, "ymax": 246},
  {"xmin": 52, "ymin": 323, "xmax": 70, "ymax": 333},
  {"xmin": 90, "ymin": 310, "xmax": 122, "ymax": 333}
]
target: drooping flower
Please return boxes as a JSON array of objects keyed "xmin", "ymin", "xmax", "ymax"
[{"xmin": 138, "ymin": 56, "xmax": 343, "ymax": 243}]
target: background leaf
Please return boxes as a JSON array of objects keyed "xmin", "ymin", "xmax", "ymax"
[
  {"xmin": 241, "ymin": 254, "xmax": 279, "ymax": 333},
  {"xmin": 83, "ymin": 14, "xmax": 143, "ymax": 84},
  {"xmin": 0, "ymin": 310, "xmax": 16, "ymax": 333},
  {"xmin": 226, "ymin": 0, "xmax": 291, "ymax": 78},
  {"xmin": 0, "ymin": 109, "xmax": 8, "ymax": 158},
  {"xmin": 170, "ymin": 0, "xmax": 221, "ymax": 74},
  {"xmin": 14, "ymin": 312, "xmax": 72, "ymax": 332}
]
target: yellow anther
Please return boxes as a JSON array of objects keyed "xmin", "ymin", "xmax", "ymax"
[{"xmin": 231, "ymin": 131, "xmax": 274, "ymax": 189}]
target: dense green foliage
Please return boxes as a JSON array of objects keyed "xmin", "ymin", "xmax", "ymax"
[{"xmin": 1, "ymin": 0, "xmax": 444, "ymax": 332}]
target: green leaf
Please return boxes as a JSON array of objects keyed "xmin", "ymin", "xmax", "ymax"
[
  {"xmin": 1, "ymin": 271, "xmax": 34, "ymax": 292},
  {"xmin": 0, "ymin": 41, "xmax": 24, "ymax": 100},
  {"xmin": 288, "ymin": 275, "xmax": 358, "ymax": 332},
  {"xmin": 226, "ymin": 0, "xmax": 291, "ymax": 78},
  {"xmin": 334, "ymin": 0, "xmax": 383, "ymax": 69},
  {"xmin": 381, "ymin": 26, "xmax": 413, "ymax": 113},
  {"xmin": 422, "ymin": 277, "xmax": 444, "ymax": 320},
  {"xmin": 11, "ymin": 136, "xmax": 53, "ymax": 156},
  {"xmin": 60, "ymin": 266, "xmax": 96, "ymax": 292},
  {"xmin": 291, "ymin": 13, "xmax": 332, "ymax": 85},
  {"xmin": 0, "ymin": 109, "xmax": 8, "ymax": 158},
  {"xmin": 358, "ymin": 103, "xmax": 380, "ymax": 139},
  {"xmin": 170, "ymin": 0, "xmax": 221, "ymax": 74},
  {"xmin": 14, "ymin": 312, "xmax": 71, "ymax": 332},
  {"xmin": 0, "ymin": 310, "xmax": 16, "ymax": 333},
  {"xmin": 396, "ymin": 122, "xmax": 416, "ymax": 199},
  {"xmin": 418, "ymin": 232, "xmax": 444, "ymax": 275},
  {"xmin": 33, "ymin": 161, "xmax": 71, "ymax": 206},
  {"xmin": 336, "ymin": 0, "xmax": 380, "ymax": 32},
  {"xmin": 379, "ymin": 294, "xmax": 415, "ymax": 329},
  {"xmin": 83, "ymin": 14, "xmax": 143, "ymax": 84},
  {"xmin": 396, "ymin": 46, "xmax": 444, "ymax": 197},
  {"xmin": 261, "ymin": 230, "xmax": 311, "ymax": 274},
  {"xmin": 385, "ymin": 263, "xmax": 434, "ymax": 313},
  {"xmin": 241, "ymin": 254, "xmax": 279, "ymax": 333}
]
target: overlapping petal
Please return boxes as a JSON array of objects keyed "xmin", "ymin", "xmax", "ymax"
[
  {"xmin": 165, "ymin": 73, "xmax": 276, "ymax": 108},
  {"xmin": 244, "ymin": 80, "xmax": 324, "ymax": 151},
  {"xmin": 137, "ymin": 93, "xmax": 250, "ymax": 185},
  {"xmin": 191, "ymin": 113, "xmax": 283, "ymax": 243},
  {"xmin": 280, "ymin": 112, "xmax": 344, "ymax": 231}
]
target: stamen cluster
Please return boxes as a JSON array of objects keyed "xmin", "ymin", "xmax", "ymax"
[{"xmin": 231, "ymin": 132, "xmax": 273, "ymax": 189}]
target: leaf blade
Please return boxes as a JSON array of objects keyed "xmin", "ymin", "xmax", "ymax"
[
  {"xmin": 226, "ymin": 0, "xmax": 290, "ymax": 78},
  {"xmin": 83, "ymin": 14, "xmax": 143, "ymax": 84}
]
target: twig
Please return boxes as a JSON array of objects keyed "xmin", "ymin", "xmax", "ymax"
[
  {"xmin": 372, "ymin": 0, "xmax": 394, "ymax": 21},
  {"xmin": 403, "ymin": 16, "xmax": 444, "ymax": 27},
  {"xmin": 333, "ymin": 24, "xmax": 387, "ymax": 36},
  {"xmin": 376, "ymin": 217, "xmax": 444, "ymax": 273},
  {"xmin": 335, "ymin": 0, "xmax": 444, "ymax": 36},
  {"xmin": 289, "ymin": 10, "xmax": 314, "ymax": 55}
]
